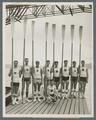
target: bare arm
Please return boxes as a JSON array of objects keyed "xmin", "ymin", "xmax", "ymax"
[
  {"xmin": 86, "ymin": 68, "xmax": 88, "ymax": 83},
  {"xmin": 8, "ymin": 68, "xmax": 12, "ymax": 77},
  {"xmin": 41, "ymin": 68, "xmax": 43, "ymax": 83},
  {"xmin": 69, "ymin": 67, "xmax": 72, "ymax": 76},
  {"xmin": 19, "ymin": 67, "xmax": 22, "ymax": 78}
]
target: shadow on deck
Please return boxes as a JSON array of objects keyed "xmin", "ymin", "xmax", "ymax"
[{"xmin": 6, "ymin": 97, "xmax": 89, "ymax": 114}]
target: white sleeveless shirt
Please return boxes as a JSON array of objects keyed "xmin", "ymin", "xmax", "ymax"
[
  {"xmin": 46, "ymin": 66, "xmax": 51, "ymax": 79},
  {"xmin": 34, "ymin": 67, "xmax": 41, "ymax": 79},
  {"xmin": 13, "ymin": 67, "xmax": 20, "ymax": 83},
  {"xmin": 24, "ymin": 65, "xmax": 31, "ymax": 78},
  {"xmin": 48, "ymin": 85, "xmax": 56, "ymax": 95},
  {"xmin": 72, "ymin": 67, "xmax": 78, "ymax": 77},
  {"xmin": 80, "ymin": 66, "xmax": 87, "ymax": 77},
  {"xmin": 54, "ymin": 67, "xmax": 60, "ymax": 77},
  {"xmin": 62, "ymin": 66, "xmax": 69, "ymax": 77}
]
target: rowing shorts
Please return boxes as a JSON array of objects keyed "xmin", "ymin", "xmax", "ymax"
[
  {"xmin": 62, "ymin": 76, "xmax": 69, "ymax": 81},
  {"xmin": 34, "ymin": 78, "xmax": 42, "ymax": 84},
  {"xmin": 24, "ymin": 77, "xmax": 30, "ymax": 81},
  {"xmin": 80, "ymin": 77, "xmax": 87, "ymax": 82},
  {"xmin": 53, "ymin": 77, "xmax": 60, "ymax": 83},
  {"xmin": 71, "ymin": 77, "xmax": 78, "ymax": 82},
  {"xmin": 13, "ymin": 82, "xmax": 19, "ymax": 86}
]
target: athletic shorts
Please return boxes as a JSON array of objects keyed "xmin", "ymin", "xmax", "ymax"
[
  {"xmin": 80, "ymin": 77, "xmax": 87, "ymax": 82},
  {"xmin": 24, "ymin": 77, "xmax": 30, "ymax": 81},
  {"xmin": 71, "ymin": 77, "xmax": 78, "ymax": 82},
  {"xmin": 13, "ymin": 82, "xmax": 19, "ymax": 86},
  {"xmin": 34, "ymin": 78, "xmax": 42, "ymax": 84},
  {"xmin": 53, "ymin": 77, "xmax": 60, "ymax": 83},
  {"xmin": 62, "ymin": 76, "xmax": 69, "ymax": 81}
]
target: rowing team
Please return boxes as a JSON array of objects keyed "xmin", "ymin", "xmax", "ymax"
[{"xmin": 8, "ymin": 58, "xmax": 88, "ymax": 105}]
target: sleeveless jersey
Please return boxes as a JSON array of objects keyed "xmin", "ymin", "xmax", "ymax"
[
  {"xmin": 46, "ymin": 66, "xmax": 51, "ymax": 79},
  {"xmin": 34, "ymin": 67, "xmax": 41, "ymax": 79},
  {"xmin": 62, "ymin": 66, "xmax": 69, "ymax": 77},
  {"xmin": 80, "ymin": 66, "xmax": 87, "ymax": 77},
  {"xmin": 13, "ymin": 67, "xmax": 20, "ymax": 83},
  {"xmin": 72, "ymin": 67, "xmax": 78, "ymax": 77},
  {"xmin": 24, "ymin": 65, "xmax": 31, "ymax": 78},
  {"xmin": 48, "ymin": 85, "xmax": 56, "ymax": 95},
  {"xmin": 54, "ymin": 67, "xmax": 60, "ymax": 77}
]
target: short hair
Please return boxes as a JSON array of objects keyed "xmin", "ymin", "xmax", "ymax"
[
  {"xmin": 64, "ymin": 60, "xmax": 68, "ymax": 63},
  {"xmin": 46, "ymin": 60, "xmax": 50, "ymax": 62},
  {"xmin": 81, "ymin": 60, "xmax": 85, "ymax": 63},
  {"xmin": 36, "ymin": 61, "xmax": 39, "ymax": 63},
  {"xmin": 14, "ymin": 60, "xmax": 18, "ymax": 63},
  {"xmin": 54, "ymin": 61, "xmax": 58, "ymax": 63},
  {"xmin": 25, "ymin": 58, "xmax": 29, "ymax": 62},
  {"xmin": 73, "ymin": 61, "xmax": 76, "ymax": 64}
]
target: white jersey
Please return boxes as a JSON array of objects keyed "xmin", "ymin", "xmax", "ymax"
[
  {"xmin": 62, "ymin": 66, "xmax": 69, "ymax": 77},
  {"xmin": 46, "ymin": 66, "xmax": 51, "ymax": 79},
  {"xmin": 54, "ymin": 67, "xmax": 60, "ymax": 77},
  {"xmin": 24, "ymin": 65, "xmax": 31, "ymax": 78},
  {"xmin": 34, "ymin": 67, "xmax": 41, "ymax": 79},
  {"xmin": 47, "ymin": 85, "xmax": 56, "ymax": 95},
  {"xmin": 72, "ymin": 67, "xmax": 78, "ymax": 77},
  {"xmin": 13, "ymin": 67, "xmax": 20, "ymax": 83},
  {"xmin": 80, "ymin": 66, "xmax": 87, "ymax": 77}
]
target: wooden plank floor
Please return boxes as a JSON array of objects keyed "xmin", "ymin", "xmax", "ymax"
[{"xmin": 6, "ymin": 97, "xmax": 89, "ymax": 114}]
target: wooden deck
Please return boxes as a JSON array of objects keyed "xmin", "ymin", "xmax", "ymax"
[{"xmin": 6, "ymin": 97, "xmax": 89, "ymax": 114}]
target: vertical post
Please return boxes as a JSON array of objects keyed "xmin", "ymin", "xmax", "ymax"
[
  {"xmin": 52, "ymin": 24, "xmax": 56, "ymax": 64},
  {"xmin": 79, "ymin": 26, "xmax": 83, "ymax": 68},
  {"xmin": 32, "ymin": 21, "xmax": 35, "ymax": 98},
  {"xmin": 22, "ymin": 17, "xmax": 27, "ymax": 102},
  {"xmin": 45, "ymin": 22, "xmax": 48, "ymax": 63},
  {"xmin": 78, "ymin": 26, "xmax": 83, "ymax": 113},
  {"xmin": 61, "ymin": 25, "xmax": 65, "ymax": 67},
  {"xmin": 11, "ymin": 17, "xmax": 14, "ymax": 99},
  {"xmin": 71, "ymin": 25, "xmax": 74, "ymax": 68},
  {"xmin": 70, "ymin": 25, "xmax": 75, "ymax": 95},
  {"xmin": 44, "ymin": 22, "xmax": 49, "ymax": 97},
  {"xmin": 61, "ymin": 25, "xmax": 65, "ymax": 92}
]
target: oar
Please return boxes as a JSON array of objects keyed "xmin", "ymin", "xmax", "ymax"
[
  {"xmin": 32, "ymin": 21, "xmax": 35, "ymax": 99},
  {"xmin": 44, "ymin": 22, "xmax": 49, "ymax": 97},
  {"xmin": 70, "ymin": 25, "xmax": 75, "ymax": 96},
  {"xmin": 22, "ymin": 17, "xmax": 27, "ymax": 103},
  {"xmin": 61, "ymin": 25, "xmax": 65, "ymax": 92},
  {"xmin": 11, "ymin": 17, "xmax": 14, "ymax": 100}
]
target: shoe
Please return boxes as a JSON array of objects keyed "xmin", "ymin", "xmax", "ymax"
[
  {"xmin": 22, "ymin": 100, "xmax": 26, "ymax": 104},
  {"xmin": 12, "ymin": 96, "xmax": 16, "ymax": 105},
  {"xmin": 38, "ymin": 98, "xmax": 41, "ymax": 102},
  {"xmin": 62, "ymin": 89, "xmax": 65, "ymax": 93},
  {"xmin": 26, "ymin": 98, "xmax": 31, "ymax": 102},
  {"xmin": 15, "ymin": 101, "xmax": 19, "ymax": 104},
  {"xmin": 33, "ymin": 98, "xmax": 37, "ymax": 102},
  {"xmin": 12, "ymin": 100, "xmax": 15, "ymax": 105},
  {"xmin": 43, "ymin": 97, "xmax": 45, "ymax": 101}
]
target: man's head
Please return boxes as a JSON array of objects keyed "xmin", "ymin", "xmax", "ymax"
[
  {"xmin": 64, "ymin": 60, "xmax": 68, "ymax": 66},
  {"xmin": 81, "ymin": 60, "xmax": 85, "ymax": 66},
  {"xmin": 24, "ymin": 58, "xmax": 29, "ymax": 65},
  {"xmin": 14, "ymin": 60, "xmax": 18, "ymax": 67},
  {"xmin": 54, "ymin": 61, "xmax": 58, "ymax": 67},
  {"xmin": 46, "ymin": 60, "xmax": 50, "ymax": 67},
  {"xmin": 73, "ymin": 61, "xmax": 76, "ymax": 67},
  {"xmin": 36, "ymin": 61, "xmax": 40, "ymax": 67}
]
